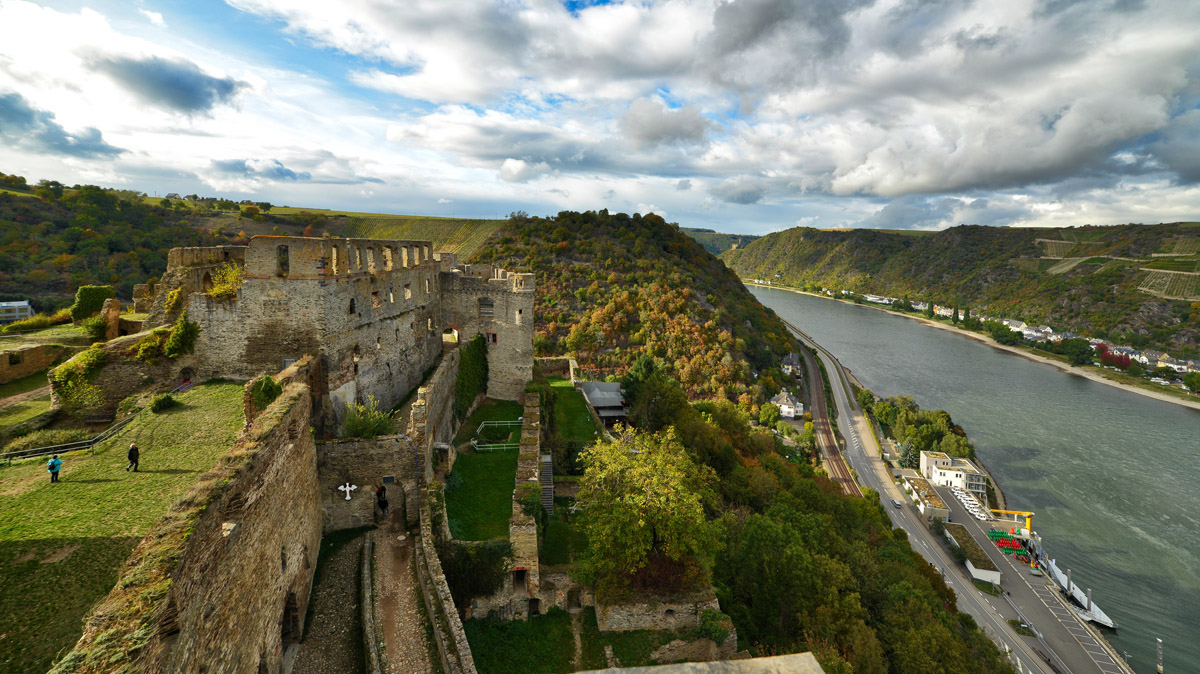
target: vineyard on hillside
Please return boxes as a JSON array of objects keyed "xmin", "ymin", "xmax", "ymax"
[
  {"xmin": 340, "ymin": 216, "xmax": 505, "ymax": 258},
  {"xmin": 1137, "ymin": 270, "xmax": 1200, "ymax": 301}
]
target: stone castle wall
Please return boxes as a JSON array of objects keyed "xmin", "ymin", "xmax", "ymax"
[
  {"xmin": 417, "ymin": 493, "xmax": 478, "ymax": 674},
  {"xmin": 317, "ymin": 435, "xmax": 424, "ymax": 529},
  {"xmin": 439, "ymin": 268, "xmax": 535, "ymax": 401},
  {"xmin": 408, "ymin": 349, "xmax": 461, "ymax": 482},
  {"xmin": 595, "ymin": 591, "xmax": 721, "ymax": 633},
  {"xmin": 145, "ymin": 245, "xmax": 246, "ymax": 327},
  {"xmin": 0, "ymin": 343, "xmax": 69, "ymax": 384},
  {"xmin": 58, "ymin": 373, "xmax": 322, "ymax": 673}
]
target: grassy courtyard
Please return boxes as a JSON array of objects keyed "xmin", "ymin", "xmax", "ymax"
[
  {"xmin": 547, "ymin": 377, "xmax": 601, "ymax": 446},
  {"xmin": 0, "ymin": 381, "xmax": 245, "ymax": 673},
  {"xmin": 0, "ymin": 371, "xmax": 53, "ymax": 437},
  {"xmin": 445, "ymin": 447, "xmax": 519, "ymax": 541}
]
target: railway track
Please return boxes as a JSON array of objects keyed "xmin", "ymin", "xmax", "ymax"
[{"xmin": 793, "ymin": 326, "xmax": 862, "ymax": 497}]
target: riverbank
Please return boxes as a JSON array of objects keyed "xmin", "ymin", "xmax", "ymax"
[{"xmin": 748, "ymin": 282, "xmax": 1200, "ymax": 413}]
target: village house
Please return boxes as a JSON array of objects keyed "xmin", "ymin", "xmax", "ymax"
[
  {"xmin": 0, "ymin": 300, "xmax": 32, "ymax": 325},
  {"xmin": 920, "ymin": 451, "xmax": 988, "ymax": 505},
  {"xmin": 781, "ymin": 352, "xmax": 802, "ymax": 376},
  {"xmin": 770, "ymin": 390, "xmax": 803, "ymax": 419}
]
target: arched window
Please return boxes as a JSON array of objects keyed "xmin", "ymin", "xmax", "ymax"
[
  {"xmin": 349, "ymin": 298, "xmax": 356, "ymax": 314},
  {"xmin": 478, "ymin": 297, "xmax": 494, "ymax": 319}
]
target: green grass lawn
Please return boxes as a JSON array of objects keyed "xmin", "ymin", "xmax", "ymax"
[
  {"xmin": 547, "ymin": 378, "xmax": 601, "ymax": 446},
  {"xmin": 465, "ymin": 607, "xmax": 577, "ymax": 674},
  {"xmin": 445, "ymin": 447, "xmax": 518, "ymax": 541},
  {"xmin": 0, "ymin": 394, "xmax": 52, "ymax": 435},
  {"xmin": 0, "ymin": 371, "xmax": 51, "ymax": 399},
  {"xmin": 1, "ymin": 323, "xmax": 90, "ymax": 348},
  {"xmin": 452, "ymin": 399, "xmax": 523, "ymax": 446},
  {"xmin": 542, "ymin": 518, "xmax": 571, "ymax": 566},
  {"xmin": 0, "ymin": 381, "xmax": 245, "ymax": 673}
]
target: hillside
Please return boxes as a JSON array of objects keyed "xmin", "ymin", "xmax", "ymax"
[
  {"xmin": 468, "ymin": 211, "xmax": 799, "ymax": 401},
  {"xmin": 722, "ymin": 223, "xmax": 1200, "ymax": 357},
  {"xmin": 682, "ymin": 227, "xmax": 761, "ymax": 255}
]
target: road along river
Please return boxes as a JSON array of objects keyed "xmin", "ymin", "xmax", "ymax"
[{"xmin": 752, "ymin": 285, "xmax": 1200, "ymax": 674}]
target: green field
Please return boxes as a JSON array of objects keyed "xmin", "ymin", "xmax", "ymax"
[
  {"xmin": 0, "ymin": 381, "xmax": 244, "ymax": 673},
  {"xmin": 445, "ymin": 444, "xmax": 518, "ymax": 541},
  {"xmin": 547, "ymin": 378, "xmax": 601, "ymax": 446}
]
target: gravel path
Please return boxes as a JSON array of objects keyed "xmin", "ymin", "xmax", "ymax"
[
  {"xmin": 376, "ymin": 513, "xmax": 435, "ymax": 674},
  {"xmin": 294, "ymin": 534, "xmax": 366, "ymax": 674}
]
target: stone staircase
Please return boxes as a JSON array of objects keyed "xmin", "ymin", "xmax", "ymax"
[{"xmin": 540, "ymin": 454, "xmax": 554, "ymax": 515}]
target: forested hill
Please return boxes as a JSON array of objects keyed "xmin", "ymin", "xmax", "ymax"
[
  {"xmin": 722, "ymin": 223, "xmax": 1200, "ymax": 356},
  {"xmin": 681, "ymin": 227, "xmax": 760, "ymax": 255},
  {"xmin": 469, "ymin": 210, "xmax": 799, "ymax": 401},
  {"xmin": 0, "ymin": 187, "xmax": 221, "ymax": 311}
]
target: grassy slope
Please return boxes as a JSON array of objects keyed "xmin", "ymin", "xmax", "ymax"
[
  {"xmin": 0, "ymin": 382, "xmax": 244, "ymax": 673},
  {"xmin": 340, "ymin": 216, "xmax": 505, "ymax": 259},
  {"xmin": 723, "ymin": 223, "xmax": 1200, "ymax": 356},
  {"xmin": 445, "ymin": 448, "xmax": 519, "ymax": 541},
  {"xmin": 451, "ymin": 399, "xmax": 523, "ymax": 446},
  {"xmin": 547, "ymin": 377, "xmax": 600, "ymax": 446}
]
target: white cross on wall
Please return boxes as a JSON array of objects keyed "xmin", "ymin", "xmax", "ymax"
[{"xmin": 338, "ymin": 482, "xmax": 357, "ymax": 501}]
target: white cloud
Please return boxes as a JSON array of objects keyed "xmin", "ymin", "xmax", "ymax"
[
  {"xmin": 139, "ymin": 9, "xmax": 165, "ymax": 27},
  {"xmin": 498, "ymin": 158, "xmax": 552, "ymax": 183}
]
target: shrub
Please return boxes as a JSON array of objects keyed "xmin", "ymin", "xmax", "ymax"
[
  {"xmin": 436, "ymin": 539, "xmax": 513, "ymax": 608},
  {"xmin": 149, "ymin": 393, "xmax": 177, "ymax": 413},
  {"xmin": 1, "ymin": 313, "xmax": 53, "ymax": 333},
  {"xmin": 81, "ymin": 314, "xmax": 108, "ymax": 342},
  {"xmin": 248, "ymin": 376, "xmax": 283, "ymax": 409},
  {"xmin": 208, "ymin": 262, "xmax": 244, "ymax": 301},
  {"xmin": 2, "ymin": 428, "xmax": 92, "ymax": 453},
  {"xmin": 341, "ymin": 395, "xmax": 394, "ymax": 438},
  {"xmin": 444, "ymin": 469, "xmax": 464, "ymax": 496},
  {"xmin": 52, "ymin": 345, "xmax": 108, "ymax": 386},
  {"xmin": 698, "ymin": 609, "xmax": 731, "ymax": 644},
  {"xmin": 454, "ymin": 334, "xmax": 489, "ymax": 421},
  {"xmin": 69, "ymin": 285, "xmax": 115, "ymax": 322},
  {"xmin": 132, "ymin": 328, "xmax": 170, "ymax": 361},
  {"xmin": 163, "ymin": 287, "xmax": 185, "ymax": 315},
  {"xmin": 56, "ymin": 378, "xmax": 105, "ymax": 415},
  {"xmin": 163, "ymin": 310, "xmax": 200, "ymax": 358}
]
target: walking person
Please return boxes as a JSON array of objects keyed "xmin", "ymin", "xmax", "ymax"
[
  {"xmin": 126, "ymin": 443, "xmax": 139, "ymax": 472},
  {"xmin": 47, "ymin": 454, "xmax": 62, "ymax": 483},
  {"xmin": 376, "ymin": 484, "xmax": 389, "ymax": 521}
]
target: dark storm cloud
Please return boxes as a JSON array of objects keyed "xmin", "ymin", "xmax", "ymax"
[
  {"xmin": 0, "ymin": 91, "xmax": 124, "ymax": 158},
  {"xmin": 90, "ymin": 55, "xmax": 246, "ymax": 113},
  {"xmin": 711, "ymin": 175, "xmax": 768, "ymax": 205},
  {"xmin": 619, "ymin": 98, "xmax": 711, "ymax": 149}
]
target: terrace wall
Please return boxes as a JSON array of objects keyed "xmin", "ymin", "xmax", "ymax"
[
  {"xmin": 0, "ymin": 343, "xmax": 68, "ymax": 384},
  {"xmin": 317, "ymin": 435, "xmax": 423, "ymax": 529},
  {"xmin": 595, "ymin": 591, "xmax": 720, "ymax": 633}
]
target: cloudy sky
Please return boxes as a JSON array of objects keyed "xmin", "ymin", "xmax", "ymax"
[{"xmin": 1, "ymin": 0, "xmax": 1199, "ymax": 233}]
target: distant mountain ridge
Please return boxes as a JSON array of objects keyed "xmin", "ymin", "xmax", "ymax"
[
  {"xmin": 682, "ymin": 227, "xmax": 760, "ymax": 254},
  {"xmin": 721, "ymin": 223, "xmax": 1200, "ymax": 357}
]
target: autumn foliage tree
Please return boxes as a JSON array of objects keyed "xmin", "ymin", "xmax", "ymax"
[{"xmin": 578, "ymin": 426, "xmax": 717, "ymax": 599}]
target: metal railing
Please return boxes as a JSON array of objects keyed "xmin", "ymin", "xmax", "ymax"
[
  {"xmin": 469, "ymin": 419, "xmax": 522, "ymax": 452},
  {"xmin": 2, "ymin": 381, "xmax": 191, "ymax": 463}
]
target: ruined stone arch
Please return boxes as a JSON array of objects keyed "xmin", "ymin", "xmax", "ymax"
[{"xmin": 201, "ymin": 272, "xmax": 213, "ymax": 292}]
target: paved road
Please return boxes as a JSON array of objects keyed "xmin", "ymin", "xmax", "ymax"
[{"xmin": 782, "ymin": 319, "xmax": 1129, "ymax": 674}]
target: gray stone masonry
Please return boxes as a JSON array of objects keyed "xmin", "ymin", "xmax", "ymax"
[
  {"xmin": 596, "ymin": 591, "xmax": 721, "ymax": 632},
  {"xmin": 417, "ymin": 493, "xmax": 478, "ymax": 674},
  {"xmin": 317, "ymin": 436, "xmax": 423, "ymax": 530}
]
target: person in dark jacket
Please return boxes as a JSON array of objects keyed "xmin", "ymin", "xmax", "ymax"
[
  {"xmin": 48, "ymin": 454, "xmax": 62, "ymax": 483},
  {"xmin": 126, "ymin": 443, "xmax": 139, "ymax": 472},
  {"xmin": 376, "ymin": 485, "xmax": 389, "ymax": 520}
]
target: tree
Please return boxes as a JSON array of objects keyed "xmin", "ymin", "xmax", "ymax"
[
  {"xmin": 759, "ymin": 402, "xmax": 781, "ymax": 427},
  {"xmin": 924, "ymin": 302, "xmax": 935, "ymax": 319},
  {"xmin": 951, "ymin": 305, "xmax": 959, "ymax": 324},
  {"xmin": 1127, "ymin": 362, "xmax": 1145, "ymax": 377},
  {"xmin": 855, "ymin": 388, "xmax": 875, "ymax": 411},
  {"xmin": 1058, "ymin": 338, "xmax": 1093, "ymax": 366},
  {"xmin": 579, "ymin": 426, "xmax": 717, "ymax": 596},
  {"xmin": 1184, "ymin": 372, "xmax": 1200, "ymax": 393},
  {"xmin": 256, "ymin": 202, "xmax": 273, "ymax": 212}
]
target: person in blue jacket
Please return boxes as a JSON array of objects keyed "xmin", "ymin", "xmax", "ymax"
[{"xmin": 47, "ymin": 454, "xmax": 62, "ymax": 483}]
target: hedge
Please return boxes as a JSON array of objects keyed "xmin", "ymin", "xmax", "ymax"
[
  {"xmin": 69, "ymin": 285, "xmax": 115, "ymax": 322},
  {"xmin": 454, "ymin": 334, "xmax": 489, "ymax": 421}
]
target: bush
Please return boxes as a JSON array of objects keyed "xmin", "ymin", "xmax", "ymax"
[
  {"xmin": 1, "ymin": 313, "xmax": 54, "ymax": 334},
  {"xmin": 132, "ymin": 328, "xmax": 170, "ymax": 361},
  {"xmin": 698, "ymin": 609, "xmax": 731, "ymax": 644},
  {"xmin": 68, "ymin": 285, "xmax": 115, "ymax": 322},
  {"xmin": 208, "ymin": 262, "xmax": 244, "ymax": 301},
  {"xmin": 454, "ymin": 334, "xmax": 489, "ymax": 421},
  {"xmin": 444, "ymin": 469, "xmax": 464, "ymax": 496},
  {"xmin": 2, "ymin": 428, "xmax": 92, "ymax": 453},
  {"xmin": 52, "ymin": 345, "xmax": 107, "ymax": 386},
  {"xmin": 81, "ymin": 314, "xmax": 108, "ymax": 342},
  {"xmin": 436, "ymin": 539, "xmax": 513, "ymax": 608},
  {"xmin": 149, "ymin": 393, "xmax": 177, "ymax": 413},
  {"xmin": 163, "ymin": 310, "xmax": 200, "ymax": 358},
  {"xmin": 163, "ymin": 287, "xmax": 185, "ymax": 315},
  {"xmin": 341, "ymin": 395, "xmax": 394, "ymax": 438},
  {"xmin": 248, "ymin": 376, "xmax": 283, "ymax": 409}
]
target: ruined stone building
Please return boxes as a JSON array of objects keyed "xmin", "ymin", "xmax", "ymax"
[{"xmin": 140, "ymin": 235, "xmax": 533, "ymax": 420}]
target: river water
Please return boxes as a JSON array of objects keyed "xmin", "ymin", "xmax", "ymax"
[{"xmin": 751, "ymin": 285, "xmax": 1200, "ymax": 674}]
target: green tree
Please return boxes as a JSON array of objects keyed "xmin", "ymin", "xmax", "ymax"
[
  {"xmin": 1127, "ymin": 361, "xmax": 1145, "ymax": 377},
  {"xmin": 1058, "ymin": 338, "xmax": 1093, "ymax": 366},
  {"xmin": 1184, "ymin": 371, "xmax": 1200, "ymax": 393},
  {"xmin": 759, "ymin": 402, "xmax": 781, "ymax": 427},
  {"xmin": 855, "ymin": 388, "xmax": 875, "ymax": 411},
  {"xmin": 579, "ymin": 426, "xmax": 717, "ymax": 596},
  {"xmin": 924, "ymin": 302, "xmax": 934, "ymax": 319},
  {"xmin": 951, "ymin": 305, "xmax": 959, "ymax": 324}
]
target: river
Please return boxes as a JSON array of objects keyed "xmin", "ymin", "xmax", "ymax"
[{"xmin": 751, "ymin": 285, "xmax": 1200, "ymax": 674}]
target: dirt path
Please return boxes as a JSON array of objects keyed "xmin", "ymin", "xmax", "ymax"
[
  {"xmin": 376, "ymin": 513, "xmax": 435, "ymax": 674},
  {"xmin": 294, "ymin": 535, "xmax": 365, "ymax": 674},
  {"xmin": 0, "ymin": 384, "xmax": 50, "ymax": 410},
  {"xmin": 570, "ymin": 611, "xmax": 583, "ymax": 669}
]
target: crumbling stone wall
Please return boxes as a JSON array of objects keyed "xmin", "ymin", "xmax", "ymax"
[
  {"xmin": 595, "ymin": 591, "xmax": 721, "ymax": 632},
  {"xmin": 132, "ymin": 283, "xmax": 153, "ymax": 313},
  {"xmin": 440, "ymin": 266, "xmax": 534, "ymax": 401},
  {"xmin": 145, "ymin": 245, "xmax": 246, "ymax": 327},
  {"xmin": 185, "ymin": 236, "xmax": 444, "ymax": 427},
  {"xmin": 417, "ymin": 493, "xmax": 478, "ymax": 674},
  {"xmin": 0, "ymin": 343, "xmax": 68, "ymax": 384},
  {"xmin": 317, "ymin": 435, "xmax": 423, "ymax": 529},
  {"xmin": 408, "ymin": 348, "xmax": 460, "ymax": 482},
  {"xmin": 57, "ymin": 376, "xmax": 322, "ymax": 674},
  {"xmin": 48, "ymin": 333, "xmax": 200, "ymax": 417}
]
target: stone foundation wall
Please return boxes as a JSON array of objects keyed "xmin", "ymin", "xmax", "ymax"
[
  {"xmin": 648, "ymin": 629, "xmax": 739, "ymax": 665},
  {"xmin": 408, "ymin": 349, "xmax": 460, "ymax": 482},
  {"xmin": 57, "ymin": 377, "xmax": 323, "ymax": 673},
  {"xmin": 317, "ymin": 435, "xmax": 423, "ymax": 529},
  {"xmin": 49, "ymin": 333, "xmax": 200, "ymax": 417},
  {"xmin": 538, "ymin": 571, "xmax": 595, "ymax": 613},
  {"xmin": 595, "ymin": 592, "xmax": 721, "ymax": 632},
  {"xmin": 0, "ymin": 343, "xmax": 68, "ymax": 384},
  {"xmin": 416, "ymin": 493, "xmax": 477, "ymax": 674}
]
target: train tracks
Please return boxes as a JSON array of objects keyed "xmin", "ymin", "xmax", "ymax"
[{"xmin": 794, "ymin": 331, "xmax": 862, "ymax": 498}]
